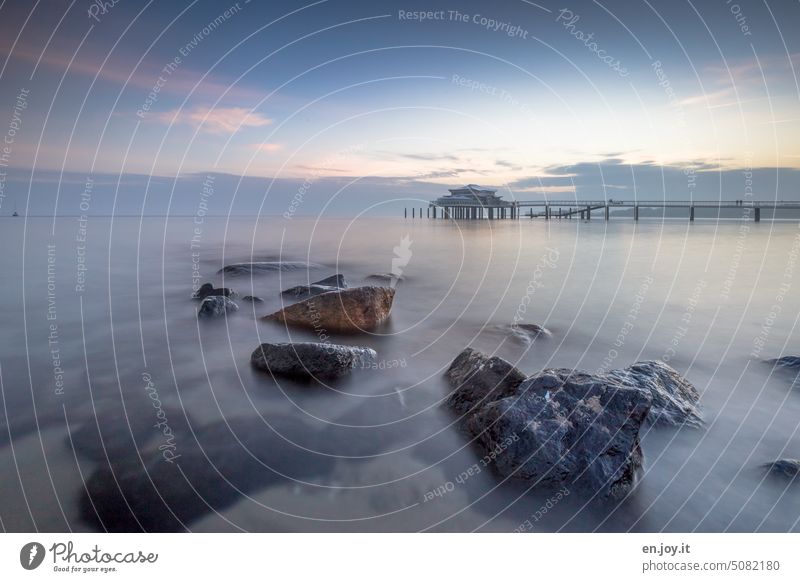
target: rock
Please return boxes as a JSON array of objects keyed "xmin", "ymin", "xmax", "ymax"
[
  {"xmin": 281, "ymin": 274, "xmax": 348, "ymax": 299},
  {"xmin": 192, "ymin": 283, "xmax": 235, "ymax": 299},
  {"xmin": 198, "ymin": 295, "xmax": 239, "ymax": 318},
  {"xmin": 242, "ymin": 295, "xmax": 264, "ymax": 303},
  {"xmin": 263, "ymin": 286, "xmax": 395, "ymax": 333},
  {"xmin": 366, "ymin": 273, "xmax": 404, "ymax": 283},
  {"xmin": 67, "ymin": 404, "xmax": 192, "ymax": 463},
  {"xmin": 607, "ymin": 360, "xmax": 703, "ymax": 428},
  {"xmin": 444, "ymin": 348, "xmax": 526, "ymax": 414},
  {"xmin": 509, "ymin": 323, "xmax": 552, "ymax": 343},
  {"xmin": 79, "ymin": 416, "xmax": 335, "ymax": 532},
  {"xmin": 763, "ymin": 459, "xmax": 800, "ymax": 478},
  {"xmin": 464, "ymin": 367, "xmax": 651, "ymax": 499},
  {"xmin": 768, "ymin": 356, "xmax": 800, "ymax": 369},
  {"xmin": 251, "ymin": 342, "xmax": 376, "ymax": 380},
  {"xmin": 218, "ymin": 261, "xmax": 321, "ymax": 275},
  {"xmin": 444, "ymin": 350, "xmax": 702, "ymax": 499}
]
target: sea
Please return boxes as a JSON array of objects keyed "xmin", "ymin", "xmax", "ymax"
[{"xmin": 1, "ymin": 214, "xmax": 799, "ymax": 532}]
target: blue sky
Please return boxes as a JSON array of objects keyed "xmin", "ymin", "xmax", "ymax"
[{"xmin": 1, "ymin": 0, "xmax": 799, "ymax": 215}]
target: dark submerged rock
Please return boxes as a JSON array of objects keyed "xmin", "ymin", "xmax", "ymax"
[
  {"xmin": 80, "ymin": 416, "xmax": 334, "ymax": 532},
  {"xmin": 218, "ymin": 261, "xmax": 321, "ymax": 275},
  {"xmin": 281, "ymin": 274, "xmax": 348, "ymax": 299},
  {"xmin": 763, "ymin": 458, "xmax": 800, "ymax": 478},
  {"xmin": 67, "ymin": 404, "xmax": 192, "ymax": 463},
  {"xmin": 251, "ymin": 342, "xmax": 376, "ymax": 380},
  {"xmin": 242, "ymin": 295, "xmax": 264, "ymax": 303},
  {"xmin": 768, "ymin": 356, "xmax": 800, "ymax": 369},
  {"xmin": 198, "ymin": 295, "xmax": 239, "ymax": 318},
  {"xmin": 192, "ymin": 283, "xmax": 236, "ymax": 300},
  {"xmin": 263, "ymin": 286, "xmax": 395, "ymax": 333},
  {"xmin": 444, "ymin": 349, "xmax": 702, "ymax": 499}
]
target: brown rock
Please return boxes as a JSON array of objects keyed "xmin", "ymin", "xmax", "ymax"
[{"xmin": 263, "ymin": 286, "xmax": 395, "ymax": 333}]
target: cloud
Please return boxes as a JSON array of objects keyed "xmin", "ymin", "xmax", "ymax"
[
  {"xmin": 254, "ymin": 143, "xmax": 283, "ymax": 153},
  {"xmin": 154, "ymin": 107, "xmax": 272, "ymax": 134},
  {"xmin": 508, "ymin": 159, "xmax": 800, "ymax": 201},
  {"xmin": 3, "ymin": 45, "xmax": 265, "ymax": 103}
]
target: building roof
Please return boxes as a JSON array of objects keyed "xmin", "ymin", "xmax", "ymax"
[
  {"xmin": 448, "ymin": 184, "xmax": 497, "ymax": 195},
  {"xmin": 433, "ymin": 184, "xmax": 510, "ymax": 206}
]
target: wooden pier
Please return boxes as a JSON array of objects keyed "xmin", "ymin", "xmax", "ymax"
[{"xmin": 408, "ymin": 200, "xmax": 800, "ymax": 222}]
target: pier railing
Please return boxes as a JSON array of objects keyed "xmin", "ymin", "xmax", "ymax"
[{"xmin": 406, "ymin": 199, "xmax": 800, "ymax": 221}]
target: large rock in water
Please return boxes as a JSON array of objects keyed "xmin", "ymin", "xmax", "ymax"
[
  {"xmin": 263, "ymin": 286, "xmax": 395, "ymax": 333},
  {"xmin": 467, "ymin": 368, "xmax": 651, "ymax": 499},
  {"xmin": 445, "ymin": 350, "xmax": 702, "ymax": 499},
  {"xmin": 281, "ymin": 274, "xmax": 347, "ymax": 299},
  {"xmin": 198, "ymin": 295, "xmax": 238, "ymax": 318},
  {"xmin": 251, "ymin": 342, "xmax": 376, "ymax": 379}
]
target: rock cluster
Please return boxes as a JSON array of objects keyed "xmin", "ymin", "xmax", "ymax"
[{"xmin": 445, "ymin": 349, "xmax": 702, "ymax": 499}]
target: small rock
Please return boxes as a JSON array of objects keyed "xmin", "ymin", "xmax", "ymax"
[
  {"xmin": 242, "ymin": 295, "xmax": 264, "ymax": 303},
  {"xmin": 218, "ymin": 261, "xmax": 321, "ymax": 275},
  {"xmin": 366, "ymin": 273, "xmax": 404, "ymax": 283},
  {"xmin": 768, "ymin": 356, "xmax": 800, "ymax": 369},
  {"xmin": 192, "ymin": 283, "xmax": 236, "ymax": 299},
  {"xmin": 198, "ymin": 296, "xmax": 239, "ymax": 318},
  {"xmin": 763, "ymin": 458, "xmax": 800, "ymax": 478},
  {"xmin": 509, "ymin": 323, "xmax": 552, "ymax": 343},
  {"xmin": 251, "ymin": 342, "xmax": 376, "ymax": 380},
  {"xmin": 263, "ymin": 286, "xmax": 395, "ymax": 333},
  {"xmin": 281, "ymin": 274, "xmax": 348, "ymax": 299}
]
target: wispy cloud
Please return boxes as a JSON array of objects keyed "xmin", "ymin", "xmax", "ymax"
[
  {"xmin": 154, "ymin": 107, "xmax": 272, "ymax": 134},
  {"xmin": 4, "ymin": 45, "xmax": 264, "ymax": 103},
  {"xmin": 253, "ymin": 142, "xmax": 283, "ymax": 153}
]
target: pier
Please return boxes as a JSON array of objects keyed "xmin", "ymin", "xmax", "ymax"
[{"xmin": 408, "ymin": 186, "xmax": 800, "ymax": 222}]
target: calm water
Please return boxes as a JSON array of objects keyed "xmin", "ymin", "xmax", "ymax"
[{"xmin": 1, "ymin": 215, "xmax": 799, "ymax": 532}]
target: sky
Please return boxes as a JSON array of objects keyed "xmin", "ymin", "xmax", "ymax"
[{"xmin": 0, "ymin": 0, "xmax": 799, "ymax": 215}]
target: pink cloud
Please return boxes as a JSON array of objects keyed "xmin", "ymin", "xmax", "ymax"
[
  {"xmin": 154, "ymin": 106, "xmax": 272, "ymax": 134},
  {"xmin": 254, "ymin": 142, "xmax": 283, "ymax": 152}
]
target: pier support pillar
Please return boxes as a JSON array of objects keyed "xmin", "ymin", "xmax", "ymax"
[
  {"xmin": 605, "ymin": 205, "xmax": 610, "ymax": 220},
  {"xmin": 690, "ymin": 206, "xmax": 694, "ymax": 221},
  {"xmin": 586, "ymin": 206, "xmax": 591, "ymax": 220},
  {"xmin": 755, "ymin": 207, "xmax": 761, "ymax": 222},
  {"xmin": 634, "ymin": 206, "xmax": 639, "ymax": 221}
]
